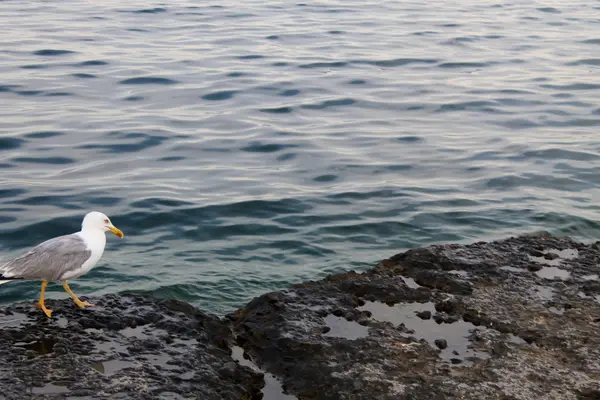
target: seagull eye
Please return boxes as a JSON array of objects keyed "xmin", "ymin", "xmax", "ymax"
[{"xmin": 104, "ymin": 219, "xmax": 109, "ymax": 224}]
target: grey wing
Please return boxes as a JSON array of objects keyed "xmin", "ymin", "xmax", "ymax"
[{"xmin": 0, "ymin": 234, "xmax": 91, "ymax": 281}]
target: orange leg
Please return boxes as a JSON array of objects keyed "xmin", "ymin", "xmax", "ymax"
[
  {"xmin": 62, "ymin": 281, "xmax": 94, "ymax": 309},
  {"xmin": 35, "ymin": 281, "xmax": 52, "ymax": 318}
]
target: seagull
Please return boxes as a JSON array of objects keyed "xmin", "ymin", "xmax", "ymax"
[{"xmin": 0, "ymin": 211, "xmax": 124, "ymax": 318}]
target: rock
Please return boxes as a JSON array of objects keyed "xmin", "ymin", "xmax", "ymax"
[
  {"xmin": 527, "ymin": 264, "xmax": 543, "ymax": 272},
  {"xmin": 416, "ymin": 310, "xmax": 431, "ymax": 320},
  {"xmin": 0, "ymin": 294, "xmax": 263, "ymax": 400},
  {"xmin": 435, "ymin": 297, "xmax": 459, "ymax": 314},
  {"xmin": 1, "ymin": 235, "xmax": 599, "ymax": 399},
  {"xmin": 232, "ymin": 235, "xmax": 600, "ymax": 399},
  {"xmin": 544, "ymin": 252, "xmax": 560, "ymax": 260},
  {"xmin": 529, "ymin": 249, "xmax": 544, "ymax": 257}
]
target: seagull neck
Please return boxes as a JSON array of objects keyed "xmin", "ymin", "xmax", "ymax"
[{"xmin": 79, "ymin": 228, "xmax": 106, "ymax": 244}]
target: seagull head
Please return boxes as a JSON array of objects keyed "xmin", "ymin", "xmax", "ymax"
[{"xmin": 82, "ymin": 211, "xmax": 124, "ymax": 238}]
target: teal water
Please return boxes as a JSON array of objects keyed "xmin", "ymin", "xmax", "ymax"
[{"xmin": 1, "ymin": 1, "xmax": 600, "ymax": 314}]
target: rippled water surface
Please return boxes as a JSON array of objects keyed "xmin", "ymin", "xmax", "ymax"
[{"xmin": 1, "ymin": 0, "xmax": 600, "ymax": 313}]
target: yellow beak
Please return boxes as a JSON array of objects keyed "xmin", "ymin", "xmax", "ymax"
[{"xmin": 108, "ymin": 225, "xmax": 124, "ymax": 238}]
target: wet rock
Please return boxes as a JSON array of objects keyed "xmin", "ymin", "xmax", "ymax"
[
  {"xmin": 433, "ymin": 313, "xmax": 445, "ymax": 324},
  {"xmin": 416, "ymin": 310, "xmax": 431, "ymax": 320},
  {"xmin": 414, "ymin": 270, "xmax": 473, "ymax": 295},
  {"xmin": 231, "ymin": 235, "xmax": 600, "ymax": 399},
  {"xmin": 1, "ymin": 235, "xmax": 599, "ymax": 399},
  {"xmin": 578, "ymin": 387, "xmax": 600, "ymax": 399},
  {"xmin": 435, "ymin": 297, "xmax": 460, "ymax": 313},
  {"xmin": 544, "ymin": 252, "xmax": 560, "ymax": 260},
  {"xmin": 527, "ymin": 264, "xmax": 543, "ymax": 272},
  {"xmin": 529, "ymin": 249, "xmax": 544, "ymax": 257},
  {"xmin": 0, "ymin": 294, "xmax": 263, "ymax": 400}
]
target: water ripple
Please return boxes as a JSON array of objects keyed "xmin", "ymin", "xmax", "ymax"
[
  {"xmin": 76, "ymin": 60, "xmax": 108, "ymax": 67},
  {"xmin": 12, "ymin": 157, "xmax": 75, "ymax": 165},
  {"xmin": 0, "ymin": 138, "xmax": 25, "ymax": 150},
  {"xmin": 129, "ymin": 7, "xmax": 167, "ymax": 14},
  {"xmin": 201, "ymin": 90, "xmax": 239, "ymax": 101},
  {"xmin": 1, "ymin": 0, "xmax": 600, "ymax": 314},
  {"xmin": 301, "ymin": 98, "xmax": 356, "ymax": 110},
  {"xmin": 33, "ymin": 49, "xmax": 75, "ymax": 56},
  {"xmin": 78, "ymin": 133, "xmax": 167, "ymax": 153},
  {"xmin": 24, "ymin": 131, "xmax": 65, "ymax": 139},
  {"xmin": 119, "ymin": 77, "xmax": 179, "ymax": 85},
  {"xmin": 241, "ymin": 142, "xmax": 297, "ymax": 153},
  {"xmin": 72, "ymin": 73, "xmax": 96, "ymax": 79}
]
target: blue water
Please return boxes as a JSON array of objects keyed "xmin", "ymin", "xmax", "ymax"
[{"xmin": 1, "ymin": 1, "xmax": 600, "ymax": 314}]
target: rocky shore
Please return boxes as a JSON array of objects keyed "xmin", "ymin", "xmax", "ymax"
[{"xmin": 1, "ymin": 235, "xmax": 599, "ymax": 399}]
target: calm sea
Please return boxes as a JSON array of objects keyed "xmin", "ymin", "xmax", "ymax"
[{"xmin": 1, "ymin": 0, "xmax": 599, "ymax": 313}]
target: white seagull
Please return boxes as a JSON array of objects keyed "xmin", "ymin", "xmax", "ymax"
[{"xmin": 0, "ymin": 211, "xmax": 124, "ymax": 318}]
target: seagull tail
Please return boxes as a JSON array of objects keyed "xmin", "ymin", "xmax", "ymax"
[{"xmin": 0, "ymin": 275, "xmax": 20, "ymax": 285}]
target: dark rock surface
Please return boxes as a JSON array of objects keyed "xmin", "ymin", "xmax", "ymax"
[
  {"xmin": 231, "ymin": 235, "xmax": 600, "ymax": 399},
  {"xmin": 1, "ymin": 235, "xmax": 600, "ymax": 399},
  {"xmin": 0, "ymin": 294, "xmax": 263, "ymax": 399}
]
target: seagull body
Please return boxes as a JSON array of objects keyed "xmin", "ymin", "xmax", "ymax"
[{"xmin": 0, "ymin": 211, "xmax": 124, "ymax": 317}]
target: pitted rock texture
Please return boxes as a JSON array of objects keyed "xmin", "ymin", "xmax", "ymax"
[
  {"xmin": 2, "ymin": 235, "xmax": 599, "ymax": 399},
  {"xmin": 0, "ymin": 294, "xmax": 263, "ymax": 400},
  {"xmin": 231, "ymin": 235, "xmax": 600, "ymax": 400}
]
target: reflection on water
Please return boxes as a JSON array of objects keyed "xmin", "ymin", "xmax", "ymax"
[
  {"xmin": 323, "ymin": 314, "xmax": 369, "ymax": 340},
  {"xmin": 231, "ymin": 345, "xmax": 297, "ymax": 400},
  {"xmin": 358, "ymin": 301, "xmax": 489, "ymax": 365}
]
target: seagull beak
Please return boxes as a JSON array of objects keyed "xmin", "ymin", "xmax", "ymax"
[{"xmin": 108, "ymin": 225, "xmax": 124, "ymax": 238}]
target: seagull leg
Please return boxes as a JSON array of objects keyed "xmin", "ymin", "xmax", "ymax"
[
  {"xmin": 35, "ymin": 280, "xmax": 52, "ymax": 318},
  {"xmin": 62, "ymin": 281, "xmax": 95, "ymax": 309}
]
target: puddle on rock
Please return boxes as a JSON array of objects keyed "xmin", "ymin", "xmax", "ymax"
[
  {"xmin": 231, "ymin": 346, "xmax": 297, "ymax": 400},
  {"xmin": 0, "ymin": 311, "xmax": 27, "ymax": 327},
  {"xmin": 15, "ymin": 338, "xmax": 56, "ymax": 355},
  {"xmin": 180, "ymin": 371, "xmax": 194, "ymax": 380},
  {"xmin": 401, "ymin": 276, "xmax": 421, "ymax": 289},
  {"xmin": 54, "ymin": 317, "xmax": 69, "ymax": 329},
  {"xmin": 529, "ymin": 248, "xmax": 578, "ymax": 267},
  {"xmin": 536, "ymin": 267, "xmax": 570, "ymax": 280},
  {"xmin": 120, "ymin": 325, "xmax": 149, "ymax": 339},
  {"xmin": 500, "ymin": 266, "xmax": 527, "ymax": 273},
  {"xmin": 529, "ymin": 256, "xmax": 560, "ymax": 267},
  {"xmin": 358, "ymin": 301, "xmax": 489, "ymax": 365},
  {"xmin": 91, "ymin": 359, "xmax": 135, "ymax": 375},
  {"xmin": 156, "ymin": 392, "xmax": 186, "ymax": 400},
  {"xmin": 31, "ymin": 382, "xmax": 69, "ymax": 395},
  {"xmin": 548, "ymin": 307, "xmax": 564, "ymax": 315},
  {"xmin": 508, "ymin": 334, "xmax": 527, "ymax": 346},
  {"xmin": 144, "ymin": 354, "xmax": 178, "ymax": 370},
  {"xmin": 530, "ymin": 285, "xmax": 554, "ymax": 301},
  {"xmin": 548, "ymin": 248, "xmax": 578, "ymax": 259},
  {"xmin": 323, "ymin": 315, "xmax": 369, "ymax": 340},
  {"xmin": 92, "ymin": 337, "xmax": 130, "ymax": 354},
  {"xmin": 172, "ymin": 337, "xmax": 196, "ymax": 347}
]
